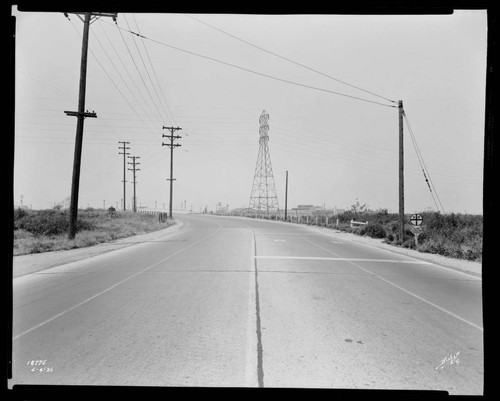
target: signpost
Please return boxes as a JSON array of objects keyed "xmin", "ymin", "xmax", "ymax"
[{"xmin": 410, "ymin": 214, "xmax": 423, "ymax": 247}]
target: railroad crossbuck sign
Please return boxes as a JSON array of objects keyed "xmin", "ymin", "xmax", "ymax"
[
  {"xmin": 409, "ymin": 214, "xmax": 423, "ymax": 248},
  {"xmin": 410, "ymin": 214, "xmax": 423, "ymax": 226}
]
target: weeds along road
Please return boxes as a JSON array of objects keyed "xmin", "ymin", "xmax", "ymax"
[{"xmin": 10, "ymin": 214, "xmax": 483, "ymax": 394}]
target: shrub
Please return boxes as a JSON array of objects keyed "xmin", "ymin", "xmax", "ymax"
[
  {"xmin": 15, "ymin": 209, "xmax": 96, "ymax": 237},
  {"xmin": 14, "ymin": 207, "xmax": 29, "ymax": 222},
  {"xmin": 360, "ymin": 223, "xmax": 386, "ymax": 239},
  {"xmin": 15, "ymin": 209, "xmax": 68, "ymax": 236}
]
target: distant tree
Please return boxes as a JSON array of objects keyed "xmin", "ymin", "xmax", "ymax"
[{"xmin": 349, "ymin": 198, "xmax": 368, "ymax": 217}]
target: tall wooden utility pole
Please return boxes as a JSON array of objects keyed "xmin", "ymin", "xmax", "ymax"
[
  {"xmin": 398, "ymin": 100, "xmax": 405, "ymax": 244},
  {"xmin": 118, "ymin": 141, "xmax": 130, "ymax": 210},
  {"xmin": 64, "ymin": 12, "xmax": 117, "ymax": 239},
  {"xmin": 127, "ymin": 156, "xmax": 140, "ymax": 212},
  {"xmin": 162, "ymin": 126, "xmax": 182, "ymax": 219},
  {"xmin": 284, "ymin": 170, "xmax": 288, "ymax": 221}
]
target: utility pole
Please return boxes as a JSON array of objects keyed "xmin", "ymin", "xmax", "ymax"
[
  {"xmin": 118, "ymin": 141, "xmax": 130, "ymax": 211},
  {"xmin": 284, "ymin": 170, "xmax": 288, "ymax": 221},
  {"xmin": 162, "ymin": 126, "xmax": 182, "ymax": 219},
  {"xmin": 127, "ymin": 156, "xmax": 140, "ymax": 213},
  {"xmin": 398, "ymin": 100, "xmax": 405, "ymax": 244},
  {"xmin": 64, "ymin": 11, "xmax": 117, "ymax": 239}
]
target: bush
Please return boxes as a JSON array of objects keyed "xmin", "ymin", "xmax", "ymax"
[
  {"xmin": 332, "ymin": 207, "xmax": 482, "ymax": 261},
  {"xmin": 15, "ymin": 209, "xmax": 96, "ymax": 237},
  {"xmin": 360, "ymin": 223, "xmax": 386, "ymax": 239},
  {"xmin": 14, "ymin": 207, "xmax": 29, "ymax": 221}
]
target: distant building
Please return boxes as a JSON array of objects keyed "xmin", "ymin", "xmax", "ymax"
[{"xmin": 290, "ymin": 205, "xmax": 345, "ymax": 216}]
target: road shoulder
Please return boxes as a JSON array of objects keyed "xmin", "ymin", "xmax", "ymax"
[
  {"xmin": 306, "ymin": 224, "xmax": 482, "ymax": 278},
  {"xmin": 12, "ymin": 220, "xmax": 184, "ymax": 278}
]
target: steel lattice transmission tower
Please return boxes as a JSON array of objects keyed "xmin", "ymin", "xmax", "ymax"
[{"xmin": 248, "ymin": 110, "xmax": 280, "ymax": 217}]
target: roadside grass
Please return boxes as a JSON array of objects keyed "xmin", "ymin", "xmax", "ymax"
[
  {"xmin": 13, "ymin": 208, "xmax": 174, "ymax": 256},
  {"xmin": 330, "ymin": 210, "xmax": 483, "ymax": 262}
]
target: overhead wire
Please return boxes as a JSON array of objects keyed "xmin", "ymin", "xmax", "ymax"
[
  {"xmin": 403, "ymin": 110, "xmax": 446, "ymax": 213},
  {"xmin": 90, "ymin": 28, "xmax": 159, "ymax": 135},
  {"xmin": 118, "ymin": 15, "xmax": 180, "ymax": 165},
  {"xmin": 122, "ymin": 15, "xmax": 168, "ymax": 126},
  {"xmin": 107, "ymin": 19, "xmax": 397, "ymax": 110},
  {"xmin": 129, "ymin": 15, "xmax": 183, "ymax": 167},
  {"xmin": 68, "ymin": 18, "xmax": 158, "ymax": 138},
  {"xmin": 96, "ymin": 20, "xmax": 163, "ymax": 132},
  {"xmin": 132, "ymin": 14, "xmax": 178, "ymax": 127},
  {"xmin": 95, "ymin": 17, "xmax": 171, "ymax": 166},
  {"xmin": 14, "ymin": 66, "xmax": 472, "ymax": 189},
  {"xmin": 57, "ymin": 15, "xmax": 458, "ymax": 211},
  {"xmin": 185, "ymin": 14, "xmax": 397, "ymax": 105},
  {"xmin": 63, "ymin": 18, "xmax": 168, "ymax": 185}
]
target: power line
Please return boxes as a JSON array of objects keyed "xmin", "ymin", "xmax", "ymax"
[
  {"xmin": 71, "ymin": 16, "xmax": 171, "ymax": 169},
  {"xmin": 123, "ymin": 15, "xmax": 167, "ymax": 124},
  {"xmin": 132, "ymin": 15, "xmax": 178, "ymax": 126},
  {"xmin": 108, "ymin": 20, "xmax": 396, "ymax": 109},
  {"xmin": 403, "ymin": 110, "xmax": 446, "ymax": 213},
  {"xmin": 111, "ymin": 18, "xmax": 160, "ymax": 121},
  {"xmin": 68, "ymin": 18, "xmax": 158, "ymax": 137},
  {"xmin": 91, "ymin": 28, "xmax": 159, "ymax": 132},
  {"xmin": 97, "ymin": 19, "xmax": 181, "ymax": 166},
  {"xmin": 185, "ymin": 14, "xmax": 397, "ymax": 105},
  {"xmin": 95, "ymin": 20, "xmax": 162, "ymax": 131},
  {"xmin": 97, "ymin": 16, "xmax": 177, "ymax": 165}
]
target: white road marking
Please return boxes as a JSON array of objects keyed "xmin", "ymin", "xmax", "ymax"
[
  {"xmin": 300, "ymin": 236, "xmax": 484, "ymax": 332},
  {"xmin": 13, "ymin": 224, "xmax": 223, "ymax": 341},
  {"xmin": 252, "ymin": 256, "xmax": 431, "ymax": 264},
  {"xmin": 255, "ymin": 233, "xmax": 325, "ymax": 236},
  {"xmin": 274, "ymin": 239, "xmax": 286, "ymax": 243}
]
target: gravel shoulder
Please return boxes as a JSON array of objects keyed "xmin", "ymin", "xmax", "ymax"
[{"xmin": 12, "ymin": 220, "xmax": 184, "ymax": 278}]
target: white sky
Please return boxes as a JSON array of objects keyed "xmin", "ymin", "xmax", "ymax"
[{"xmin": 13, "ymin": 9, "xmax": 487, "ymax": 214}]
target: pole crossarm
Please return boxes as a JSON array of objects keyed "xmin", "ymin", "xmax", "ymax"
[
  {"xmin": 64, "ymin": 12, "xmax": 117, "ymax": 24},
  {"xmin": 64, "ymin": 110, "xmax": 97, "ymax": 118}
]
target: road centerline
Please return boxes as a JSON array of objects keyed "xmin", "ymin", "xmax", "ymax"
[{"xmin": 249, "ymin": 227, "xmax": 265, "ymax": 388}]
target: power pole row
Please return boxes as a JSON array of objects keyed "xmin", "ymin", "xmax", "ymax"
[
  {"xmin": 118, "ymin": 141, "xmax": 130, "ymax": 211},
  {"xmin": 127, "ymin": 156, "xmax": 141, "ymax": 213},
  {"xmin": 162, "ymin": 126, "xmax": 182, "ymax": 219}
]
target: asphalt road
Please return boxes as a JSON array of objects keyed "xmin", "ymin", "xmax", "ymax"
[{"xmin": 9, "ymin": 214, "xmax": 483, "ymax": 394}]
